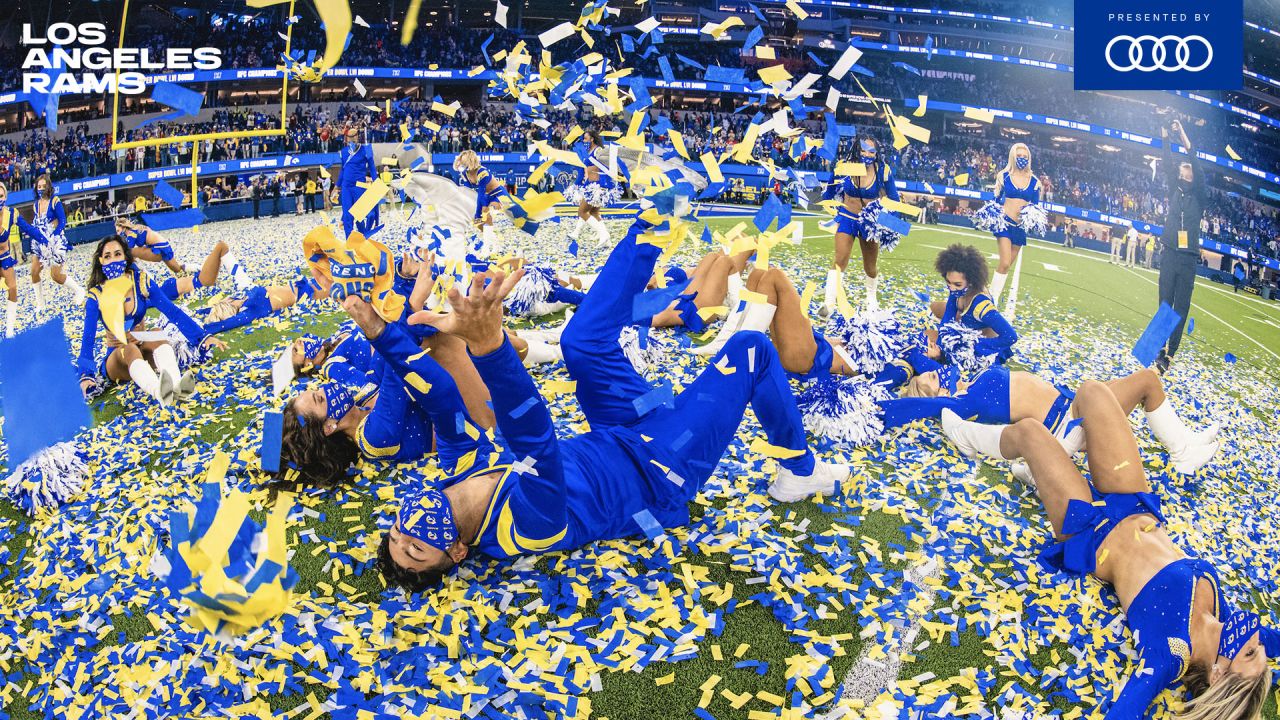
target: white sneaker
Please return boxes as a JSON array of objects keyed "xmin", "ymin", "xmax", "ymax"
[
  {"xmin": 768, "ymin": 460, "xmax": 850, "ymax": 502},
  {"xmin": 1010, "ymin": 461, "xmax": 1036, "ymax": 489},
  {"xmin": 1171, "ymin": 440, "xmax": 1219, "ymax": 475}
]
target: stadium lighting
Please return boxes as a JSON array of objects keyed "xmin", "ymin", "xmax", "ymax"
[{"xmin": 1051, "ymin": 135, "xmax": 1077, "ymax": 143}]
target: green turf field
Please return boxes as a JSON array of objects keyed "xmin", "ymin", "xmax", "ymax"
[{"xmin": 1, "ymin": 214, "xmax": 1277, "ymax": 720}]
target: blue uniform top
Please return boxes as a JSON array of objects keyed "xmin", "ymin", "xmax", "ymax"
[
  {"xmin": 997, "ymin": 172, "xmax": 1040, "ymax": 204},
  {"xmin": 1105, "ymin": 558, "xmax": 1280, "ymax": 719},
  {"xmin": 825, "ymin": 164, "xmax": 901, "ymax": 202},
  {"xmin": 465, "ymin": 338, "xmax": 687, "ymax": 559},
  {"xmin": 36, "ymin": 196, "xmax": 67, "ymax": 236},
  {"xmin": 121, "ymin": 227, "xmax": 148, "ymax": 249},
  {"xmin": 355, "ymin": 354, "xmax": 433, "ymax": 463},
  {"xmin": 460, "ymin": 166, "xmax": 509, "ymax": 218},
  {"xmin": 338, "ymin": 144, "xmax": 376, "ymax": 188},
  {"xmin": 1, "ymin": 207, "xmax": 46, "ymax": 250},
  {"xmin": 318, "ymin": 330, "xmax": 376, "ymax": 389},
  {"xmin": 77, "ymin": 269, "xmax": 207, "ymax": 377},
  {"xmin": 879, "ymin": 365, "xmax": 1011, "ymax": 429},
  {"xmin": 941, "ymin": 292, "xmax": 1018, "ymax": 361}
]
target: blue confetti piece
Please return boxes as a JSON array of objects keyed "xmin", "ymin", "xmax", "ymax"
[
  {"xmin": 153, "ymin": 179, "xmax": 186, "ymax": 209},
  {"xmin": 141, "ymin": 208, "xmax": 206, "ymax": 231},
  {"xmin": 743, "ymin": 26, "xmax": 764, "ymax": 52},
  {"xmin": 0, "ymin": 318, "xmax": 90, "ymax": 469},
  {"xmin": 1131, "ymin": 303, "xmax": 1182, "ymax": 367},
  {"xmin": 878, "ymin": 212, "xmax": 911, "ymax": 237},
  {"xmin": 150, "ymin": 81, "xmax": 205, "ymax": 117},
  {"xmin": 509, "ymin": 396, "xmax": 539, "ymax": 419},
  {"xmin": 1225, "ymin": 352, "xmax": 1237, "ymax": 363},
  {"xmin": 260, "ymin": 411, "xmax": 283, "ymax": 473},
  {"xmin": 1187, "ymin": 317, "xmax": 1195, "ymax": 335}
]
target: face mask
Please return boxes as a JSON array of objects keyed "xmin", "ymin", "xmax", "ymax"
[
  {"xmin": 938, "ymin": 365, "xmax": 960, "ymax": 394},
  {"xmin": 102, "ymin": 260, "xmax": 127, "ymax": 279},
  {"xmin": 320, "ymin": 382, "xmax": 354, "ymax": 421},
  {"xmin": 1015, "ymin": 157, "xmax": 1030, "ymax": 170},
  {"xmin": 300, "ymin": 334, "xmax": 323, "ymax": 362},
  {"xmin": 859, "ymin": 141, "xmax": 876, "ymax": 162},
  {"xmin": 397, "ymin": 486, "xmax": 459, "ymax": 553},
  {"xmin": 948, "ymin": 286, "xmax": 969, "ymax": 301},
  {"xmin": 1218, "ymin": 609, "xmax": 1260, "ymax": 661}
]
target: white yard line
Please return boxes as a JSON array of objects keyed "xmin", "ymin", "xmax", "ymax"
[
  {"xmin": 1122, "ymin": 267, "xmax": 1280, "ymax": 362},
  {"xmin": 1005, "ymin": 249, "xmax": 1025, "ymax": 320}
]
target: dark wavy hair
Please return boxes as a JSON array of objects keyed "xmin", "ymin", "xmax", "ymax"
[
  {"xmin": 87, "ymin": 235, "xmax": 136, "ymax": 289},
  {"xmin": 277, "ymin": 397, "xmax": 358, "ymax": 488},
  {"xmin": 934, "ymin": 243, "xmax": 989, "ymax": 292},
  {"xmin": 377, "ymin": 533, "xmax": 447, "ymax": 593}
]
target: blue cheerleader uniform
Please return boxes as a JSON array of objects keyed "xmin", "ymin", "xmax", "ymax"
[
  {"xmin": 974, "ymin": 173, "xmax": 1042, "ymax": 247},
  {"xmin": 121, "ymin": 225, "xmax": 177, "ymax": 262},
  {"xmin": 76, "ymin": 269, "xmax": 207, "ymax": 380},
  {"xmin": 339, "ymin": 142, "xmax": 378, "ymax": 238},
  {"xmin": 939, "ymin": 292, "xmax": 1018, "ymax": 364},
  {"xmin": 459, "ymin": 166, "xmax": 509, "ymax": 220},
  {"xmin": 32, "ymin": 196, "xmax": 69, "ymax": 266},
  {"xmin": 0, "ymin": 207, "xmax": 46, "ymax": 270},
  {"xmin": 877, "ymin": 366, "xmax": 1075, "ymax": 434},
  {"xmin": 564, "ymin": 145, "xmax": 622, "ymax": 208},
  {"xmin": 1034, "ymin": 490, "xmax": 1280, "ymax": 718},
  {"xmin": 822, "ymin": 164, "xmax": 904, "ymax": 250}
]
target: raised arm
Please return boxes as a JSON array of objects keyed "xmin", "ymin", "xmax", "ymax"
[
  {"xmin": 972, "ymin": 297, "xmax": 1018, "ymax": 354},
  {"xmin": 880, "ymin": 165, "xmax": 901, "ymax": 202}
]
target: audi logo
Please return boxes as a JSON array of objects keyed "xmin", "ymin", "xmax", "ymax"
[{"xmin": 1105, "ymin": 35, "xmax": 1213, "ymax": 72}]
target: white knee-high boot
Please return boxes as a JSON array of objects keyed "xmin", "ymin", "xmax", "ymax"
[
  {"xmin": 5, "ymin": 300, "xmax": 17, "ymax": 338},
  {"xmin": 941, "ymin": 409, "xmax": 1010, "ymax": 459},
  {"xmin": 587, "ymin": 216, "xmax": 610, "ymax": 245},
  {"xmin": 565, "ymin": 216, "xmax": 583, "ymax": 240},
  {"xmin": 151, "ymin": 343, "xmax": 189, "ymax": 403},
  {"xmin": 820, "ymin": 268, "xmax": 840, "ymax": 317},
  {"xmin": 989, "ymin": 271, "xmax": 1008, "ymax": 302},
  {"xmin": 521, "ymin": 338, "xmax": 563, "ymax": 367},
  {"xmin": 129, "ymin": 359, "xmax": 170, "ymax": 405},
  {"xmin": 220, "ymin": 251, "xmax": 252, "ymax": 291},
  {"xmin": 62, "ymin": 273, "xmax": 86, "ymax": 304},
  {"xmin": 693, "ymin": 301, "xmax": 777, "ymax": 356},
  {"xmin": 1144, "ymin": 401, "xmax": 1220, "ymax": 473},
  {"xmin": 725, "ymin": 272, "xmax": 743, "ymax": 311},
  {"xmin": 864, "ymin": 274, "xmax": 879, "ymax": 312},
  {"xmin": 32, "ymin": 280, "xmax": 45, "ymax": 311}
]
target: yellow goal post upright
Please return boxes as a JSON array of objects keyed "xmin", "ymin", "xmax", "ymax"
[{"xmin": 109, "ymin": 0, "xmax": 299, "ymax": 200}]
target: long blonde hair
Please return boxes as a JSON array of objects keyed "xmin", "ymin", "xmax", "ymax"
[
  {"xmin": 1174, "ymin": 666, "xmax": 1269, "ymax": 720},
  {"xmin": 453, "ymin": 150, "xmax": 480, "ymax": 174},
  {"xmin": 900, "ymin": 373, "xmax": 939, "ymax": 398},
  {"xmin": 997, "ymin": 143, "xmax": 1031, "ymax": 190}
]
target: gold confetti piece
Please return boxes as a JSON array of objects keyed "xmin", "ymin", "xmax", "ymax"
[
  {"xmin": 1226, "ymin": 145, "xmax": 1241, "ymax": 161},
  {"xmin": 757, "ymin": 64, "xmax": 792, "ymax": 86},
  {"xmin": 655, "ymin": 672, "xmax": 675, "ymax": 686},
  {"xmin": 953, "ymin": 173, "xmax": 969, "ymax": 186},
  {"xmin": 963, "ymin": 107, "xmax": 995, "ymax": 123},
  {"xmin": 913, "ymin": 94, "xmax": 928, "ymax": 117},
  {"xmin": 785, "ymin": 0, "xmax": 808, "ymax": 18},
  {"xmin": 1113, "ymin": 460, "xmax": 1130, "ymax": 471}
]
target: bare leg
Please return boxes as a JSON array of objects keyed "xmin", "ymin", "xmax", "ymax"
[
  {"xmin": 652, "ymin": 252, "xmax": 726, "ymax": 327},
  {"xmin": 1103, "ymin": 368, "xmax": 1165, "ymax": 414},
  {"xmin": 51, "ymin": 264, "xmax": 67, "ymax": 285},
  {"xmin": 164, "ymin": 258, "xmax": 184, "ymax": 274},
  {"xmin": 266, "ymin": 285, "xmax": 297, "ymax": 311},
  {"xmin": 832, "ymin": 233, "xmax": 854, "ymax": 272},
  {"xmin": 996, "ymin": 238, "xmax": 1014, "ymax": 275},
  {"xmin": 998, "ymin": 418, "xmax": 1095, "ymax": 538},
  {"xmin": 2, "ymin": 268, "xmax": 16, "ymax": 302},
  {"xmin": 105, "ymin": 343, "xmax": 143, "ymax": 383},
  {"xmin": 30, "ymin": 257, "xmax": 43, "ymax": 284},
  {"xmin": 747, "ymin": 268, "xmax": 816, "ymax": 374},
  {"xmin": 199, "ymin": 241, "xmax": 229, "ymax": 288},
  {"xmin": 1073, "ymin": 380, "xmax": 1152, "ymax": 495},
  {"xmin": 425, "ymin": 332, "xmax": 496, "ymax": 430},
  {"xmin": 858, "ymin": 238, "xmax": 879, "ymax": 278}
]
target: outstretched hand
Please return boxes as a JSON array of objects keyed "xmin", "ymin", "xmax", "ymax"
[
  {"xmin": 409, "ymin": 269, "xmax": 523, "ymax": 355},
  {"xmin": 342, "ymin": 293, "xmax": 386, "ymax": 340}
]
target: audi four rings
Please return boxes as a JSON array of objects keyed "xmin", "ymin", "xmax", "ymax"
[{"xmin": 1104, "ymin": 35, "xmax": 1214, "ymax": 72}]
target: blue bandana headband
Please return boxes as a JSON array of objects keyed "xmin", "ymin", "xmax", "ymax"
[
  {"xmin": 1219, "ymin": 609, "xmax": 1261, "ymax": 660},
  {"xmin": 397, "ymin": 486, "xmax": 459, "ymax": 553}
]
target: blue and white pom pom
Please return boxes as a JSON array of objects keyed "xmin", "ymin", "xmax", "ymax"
[
  {"xmin": 971, "ymin": 201, "xmax": 1009, "ymax": 233},
  {"xmin": 504, "ymin": 265, "xmax": 557, "ymax": 317},
  {"xmin": 937, "ymin": 322, "xmax": 997, "ymax": 376},
  {"xmin": 796, "ymin": 376, "xmax": 891, "ymax": 445},
  {"xmin": 565, "ymin": 182, "xmax": 623, "ymax": 208},
  {"xmin": 860, "ymin": 200, "xmax": 904, "ymax": 251},
  {"xmin": 156, "ymin": 319, "xmax": 213, "ymax": 370},
  {"xmin": 618, "ymin": 324, "xmax": 668, "ymax": 376},
  {"xmin": 2, "ymin": 442, "xmax": 87, "ymax": 514},
  {"xmin": 1018, "ymin": 203, "xmax": 1049, "ymax": 236},
  {"xmin": 826, "ymin": 309, "xmax": 912, "ymax": 376}
]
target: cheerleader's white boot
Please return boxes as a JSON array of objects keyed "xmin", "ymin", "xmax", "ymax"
[
  {"xmin": 941, "ymin": 409, "xmax": 1010, "ymax": 460},
  {"xmin": 818, "ymin": 269, "xmax": 840, "ymax": 318},
  {"xmin": 692, "ymin": 301, "xmax": 777, "ymax": 356},
  {"xmin": 768, "ymin": 460, "xmax": 851, "ymax": 503},
  {"xmin": 151, "ymin": 343, "xmax": 190, "ymax": 405},
  {"xmin": 5, "ymin": 300, "xmax": 18, "ymax": 338},
  {"xmin": 1144, "ymin": 401, "xmax": 1220, "ymax": 474},
  {"xmin": 587, "ymin": 216, "xmax": 611, "ymax": 246},
  {"xmin": 863, "ymin": 275, "xmax": 879, "ymax": 312},
  {"xmin": 63, "ymin": 275, "xmax": 86, "ymax": 305},
  {"xmin": 725, "ymin": 272, "xmax": 743, "ymax": 311},
  {"xmin": 521, "ymin": 338, "xmax": 563, "ymax": 367},
  {"xmin": 129, "ymin": 360, "xmax": 171, "ymax": 406},
  {"xmin": 32, "ymin": 280, "xmax": 45, "ymax": 312}
]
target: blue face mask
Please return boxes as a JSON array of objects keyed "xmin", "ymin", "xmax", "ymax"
[
  {"xmin": 948, "ymin": 286, "xmax": 969, "ymax": 301},
  {"xmin": 859, "ymin": 141, "xmax": 876, "ymax": 162},
  {"xmin": 321, "ymin": 382, "xmax": 354, "ymax": 421},
  {"xmin": 1218, "ymin": 609, "xmax": 1260, "ymax": 661},
  {"xmin": 937, "ymin": 365, "xmax": 960, "ymax": 394},
  {"xmin": 299, "ymin": 334, "xmax": 323, "ymax": 363},
  {"xmin": 397, "ymin": 486, "xmax": 459, "ymax": 553},
  {"xmin": 102, "ymin": 260, "xmax": 127, "ymax": 280},
  {"xmin": 1015, "ymin": 156, "xmax": 1030, "ymax": 170}
]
